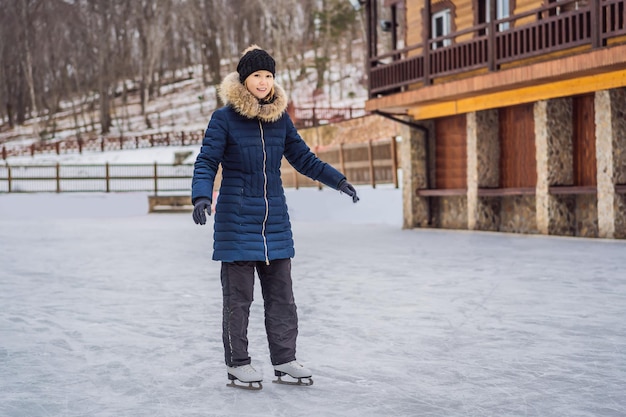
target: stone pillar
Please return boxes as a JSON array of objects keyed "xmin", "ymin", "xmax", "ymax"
[
  {"xmin": 610, "ymin": 88, "xmax": 626, "ymax": 238},
  {"xmin": 400, "ymin": 120, "xmax": 431, "ymax": 229},
  {"xmin": 596, "ymin": 90, "xmax": 616, "ymax": 238},
  {"xmin": 535, "ymin": 100, "xmax": 550, "ymax": 234},
  {"xmin": 467, "ymin": 113, "xmax": 478, "ymax": 230},
  {"xmin": 535, "ymin": 98, "xmax": 575, "ymax": 236},
  {"xmin": 468, "ymin": 109, "xmax": 500, "ymax": 231}
]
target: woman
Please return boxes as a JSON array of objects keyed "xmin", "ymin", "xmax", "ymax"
[{"xmin": 191, "ymin": 45, "xmax": 359, "ymax": 390}]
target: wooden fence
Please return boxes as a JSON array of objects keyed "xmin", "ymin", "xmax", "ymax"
[
  {"xmin": 1, "ymin": 131, "xmax": 205, "ymax": 160},
  {"xmin": 1, "ymin": 107, "xmax": 367, "ymax": 160},
  {"xmin": 0, "ymin": 138, "xmax": 400, "ymax": 194}
]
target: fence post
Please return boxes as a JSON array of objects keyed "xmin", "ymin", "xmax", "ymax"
[
  {"xmin": 153, "ymin": 162, "xmax": 159, "ymax": 196},
  {"xmin": 119, "ymin": 135, "xmax": 124, "ymax": 149},
  {"xmin": 7, "ymin": 164, "xmax": 12, "ymax": 193},
  {"xmin": 55, "ymin": 142, "xmax": 60, "ymax": 155},
  {"xmin": 31, "ymin": 143, "xmax": 35, "ymax": 157},
  {"xmin": 56, "ymin": 162, "xmax": 61, "ymax": 193},
  {"xmin": 368, "ymin": 139, "xmax": 376, "ymax": 188},
  {"xmin": 78, "ymin": 138, "xmax": 83, "ymax": 154},
  {"xmin": 314, "ymin": 146, "xmax": 322, "ymax": 190},
  {"xmin": 339, "ymin": 142, "xmax": 346, "ymax": 175},
  {"xmin": 590, "ymin": 0, "xmax": 601, "ymax": 48},
  {"xmin": 2, "ymin": 146, "xmax": 6, "ymax": 160},
  {"xmin": 101, "ymin": 137, "xmax": 105, "ymax": 152},
  {"xmin": 135, "ymin": 136, "xmax": 139, "ymax": 149},
  {"xmin": 181, "ymin": 131, "xmax": 186, "ymax": 146},
  {"xmin": 105, "ymin": 162, "xmax": 110, "ymax": 192},
  {"xmin": 390, "ymin": 136, "xmax": 399, "ymax": 189}
]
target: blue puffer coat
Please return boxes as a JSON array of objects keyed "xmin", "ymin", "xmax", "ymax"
[{"xmin": 192, "ymin": 72, "xmax": 346, "ymax": 263}]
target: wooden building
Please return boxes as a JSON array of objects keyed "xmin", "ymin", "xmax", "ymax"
[{"xmin": 363, "ymin": 0, "xmax": 626, "ymax": 238}]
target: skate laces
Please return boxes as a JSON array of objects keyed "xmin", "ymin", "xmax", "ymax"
[
  {"xmin": 284, "ymin": 360, "xmax": 303, "ymax": 369},
  {"xmin": 239, "ymin": 364, "xmax": 258, "ymax": 374}
]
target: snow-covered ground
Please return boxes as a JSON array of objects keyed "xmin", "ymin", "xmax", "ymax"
[
  {"xmin": 0, "ymin": 44, "xmax": 368, "ymax": 148},
  {"xmin": 1, "ymin": 186, "xmax": 626, "ymax": 417}
]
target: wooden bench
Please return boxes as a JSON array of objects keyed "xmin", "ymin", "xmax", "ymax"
[{"xmin": 148, "ymin": 195, "xmax": 193, "ymax": 213}]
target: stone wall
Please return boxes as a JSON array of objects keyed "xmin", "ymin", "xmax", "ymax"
[
  {"xmin": 400, "ymin": 121, "xmax": 432, "ymax": 228},
  {"xmin": 500, "ymin": 196, "xmax": 538, "ymax": 234},
  {"xmin": 468, "ymin": 109, "xmax": 500, "ymax": 231},
  {"xmin": 576, "ymin": 195, "xmax": 599, "ymax": 237},
  {"xmin": 432, "ymin": 196, "xmax": 468, "ymax": 229},
  {"xmin": 476, "ymin": 110, "xmax": 500, "ymax": 187},
  {"xmin": 546, "ymin": 98, "xmax": 574, "ymax": 185},
  {"xmin": 611, "ymin": 88, "xmax": 626, "ymax": 238},
  {"xmin": 475, "ymin": 197, "xmax": 501, "ymax": 231},
  {"xmin": 535, "ymin": 98, "xmax": 577, "ymax": 236}
]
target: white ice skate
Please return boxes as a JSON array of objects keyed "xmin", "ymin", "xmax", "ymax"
[
  {"xmin": 226, "ymin": 364, "xmax": 263, "ymax": 390},
  {"xmin": 273, "ymin": 360, "xmax": 314, "ymax": 386}
]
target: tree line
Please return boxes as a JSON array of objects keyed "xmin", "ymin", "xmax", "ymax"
[{"xmin": 0, "ymin": 0, "xmax": 364, "ymax": 140}]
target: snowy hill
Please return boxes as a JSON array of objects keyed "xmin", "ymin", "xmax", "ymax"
[{"xmin": 0, "ymin": 42, "xmax": 369, "ymax": 154}]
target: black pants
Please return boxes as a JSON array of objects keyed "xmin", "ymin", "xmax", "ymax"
[{"xmin": 220, "ymin": 258, "xmax": 298, "ymax": 367}]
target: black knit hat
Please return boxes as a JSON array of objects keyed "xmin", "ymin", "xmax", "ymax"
[{"xmin": 237, "ymin": 46, "xmax": 276, "ymax": 83}]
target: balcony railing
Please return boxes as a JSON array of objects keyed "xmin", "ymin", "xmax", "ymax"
[{"xmin": 369, "ymin": 0, "xmax": 626, "ymax": 96}]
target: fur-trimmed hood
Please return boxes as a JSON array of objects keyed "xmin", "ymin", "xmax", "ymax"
[{"xmin": 218, "ymin": 72, "xmax": 288, "ymax": 123}]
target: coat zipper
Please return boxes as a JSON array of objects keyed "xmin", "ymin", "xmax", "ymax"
[{"xmin": 259, "ymin": 119, "xmax": 270, "ymax": 265}]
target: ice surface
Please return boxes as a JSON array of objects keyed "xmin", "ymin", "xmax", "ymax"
[{"xmin": 1, "ymin": 187, "xmax": 625, "ymax": 417}]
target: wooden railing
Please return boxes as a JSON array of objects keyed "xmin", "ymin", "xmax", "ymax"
[
  {"xmin": 0, "ymin": 138, "xmax": 400, "ymax": 193},
  {"xmin": 281, "ymin": 137, "xmax": 399, "ymax": 189},
  {"xmin": 1, "ymin": 131, "xmax": 205, "ymax": 160},
  {"xmin": 1, "ymin": 107, "xmax": 369, "ymax": 160},
  {"xmin": 291, "ymin": 106, "xmax": 368, "ymax": 129},
  {"xmin": 369, "ymin": 0, "xmax": 626, "ymax": 96}
]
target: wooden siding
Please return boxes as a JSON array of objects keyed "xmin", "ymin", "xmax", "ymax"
[
  {"xmin": 406, "ymin": 0, "xmax": 545, "ymax": 46},
  {"xmin": 572, "ymin": 93, "xmax": 597, "ymax": 186},
  {"xmin": 499, "ymin": 103, "xmax": 536, "ymax": 187},
  {"xmin": 434, "ymin": 114, "xmax": 467, "ymax": 188},
  {"xmin": 406, "ymin": 1, "xmax": 424, "ymax": 51}
]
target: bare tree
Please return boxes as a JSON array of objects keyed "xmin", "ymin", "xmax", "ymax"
[
  {"xmin": 135, "ymin": 0, "xmax": 171, "ymax": 125},
  {"xmin": 0, "ymin": 0, "xmax": 365, "ymax": 140}
]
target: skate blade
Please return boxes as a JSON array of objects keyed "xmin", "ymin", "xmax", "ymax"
[
  {"xmin": 272, "ymin": 375, "xmax": 314, "ymax": 386},
  {"xmin": 226, "ymin": 380, "xmax": 263, "ymax": 390}
]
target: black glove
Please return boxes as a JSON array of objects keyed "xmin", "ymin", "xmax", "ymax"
[
  {"xmin": 192, "ymin": 198, "xmax": 212, "ymax": 225},
  {"xmin": 338, "ymin": 179, "xmax": 359, "ymax": 203}
]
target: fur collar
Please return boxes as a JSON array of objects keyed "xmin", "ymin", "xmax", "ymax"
[{"xmin": 218, "ymin": 72, "xmax": 288, "ymax": 123}]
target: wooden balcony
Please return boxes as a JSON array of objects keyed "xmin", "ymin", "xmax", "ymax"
[{"xmin": 368, "ymin": 0, "xmax": 626, "ymax": 104}]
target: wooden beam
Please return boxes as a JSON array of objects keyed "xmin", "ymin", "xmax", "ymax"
[{"xmin": 409, "ymin": 69, "xmax": 626, "ymax": 120}]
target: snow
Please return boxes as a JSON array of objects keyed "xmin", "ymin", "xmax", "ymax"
[
  {"xmin": 1, "ymin": 183, "xmax": 626, "ymax": 417},
  {"xmin": 3, "ymin": 144, "xmax": 201, "ymax": 166}
]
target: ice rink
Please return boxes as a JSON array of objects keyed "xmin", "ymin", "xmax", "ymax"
[{"xmin": 1, "ymin": 187, "xmax": 625, "ymax": 417}]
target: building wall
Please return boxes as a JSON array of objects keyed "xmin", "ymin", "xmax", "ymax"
[
  {"xmin": 405, "ymin": 0, "xmax": 546, "ymax": 47},
  {"xmin": 405, "ymin": 86, "xmax": 625, "ymax": 239}
]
